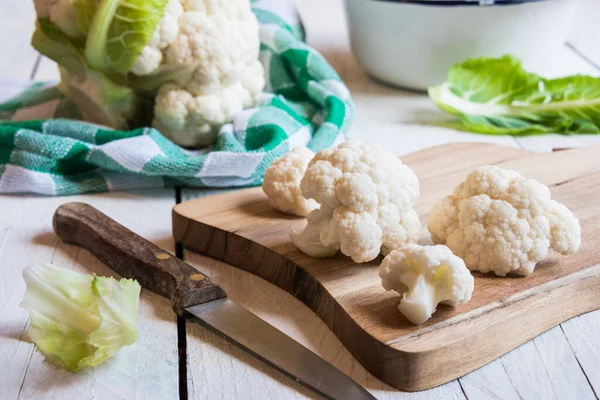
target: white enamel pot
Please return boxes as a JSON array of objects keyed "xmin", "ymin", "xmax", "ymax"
[{"xmin": 343, "ymin": 0, "xmax": 579, "ymax": 91}]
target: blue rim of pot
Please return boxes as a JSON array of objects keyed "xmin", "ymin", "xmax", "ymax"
[{"xmin": 367, "ymin": 0, "xmax": 547, "ymax": 5}]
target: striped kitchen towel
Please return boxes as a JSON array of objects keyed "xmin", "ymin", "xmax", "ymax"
[{"xmin": 0, "ymin": 0, "xmax": 352, "ymax": 195}]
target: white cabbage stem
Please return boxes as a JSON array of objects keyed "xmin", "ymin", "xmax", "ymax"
[
  {"xmin": 290, "ymin": 207, "xmax": 337, "ymax": 258},
  {"xmin": 397, "ymin": 275, "xmax": 438, "ymax": 324}
]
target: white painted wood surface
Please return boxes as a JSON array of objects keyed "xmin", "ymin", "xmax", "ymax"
[
  {"xmin": 0, "ymin": 192, "xmax": 179, "ymax": 400},
  {"xmin": 1, "ymin": 0, "xmax": 600, "ymax": 399}
]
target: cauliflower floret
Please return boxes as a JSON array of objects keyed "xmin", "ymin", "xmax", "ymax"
[
  {"xmin": 35, "ymin": 0, "xmax": 264, "ymax": 148},
  {"xmin": 147, "ymin": 0, "xmax": 265, "ymax": 147},
  {"xmin": 379, "ymin": 244, "xmax": 474, "ymax": 324},
  {"xmin": 262, "ymin": 147, "xmax": 319, "ymax": 217},
  {"xmin": 428, "ymin": 166, "xmax": 581, "ymax": 276},
  {"xmin": 130, "ymin": 0, "xmax": 184, "ymax": 76},
  {"xmin": 292, "ymin": 141, "xmax": 421, "ymax": 263}
]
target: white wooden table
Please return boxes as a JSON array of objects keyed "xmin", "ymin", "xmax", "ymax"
[{"xmin": 2, "ymin": 0, "xmax": 600, "ymax": 399}]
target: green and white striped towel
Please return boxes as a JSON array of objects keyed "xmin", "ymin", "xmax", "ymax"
[{"xmin": 0, "ymin": 0, "xmax": 352, "ymax": 195}]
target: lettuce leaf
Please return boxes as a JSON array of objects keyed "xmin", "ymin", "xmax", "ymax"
[
  {"xmin": 428, "ymin": 55, "xmax": 600, "ymax": 135},
  {"xmin": 85, "ymin": 0, "xmax": 168, "ymax": 74},
  {"xmin": 20, "ymin": 263, "xmax": 140, "ymax": 371}
]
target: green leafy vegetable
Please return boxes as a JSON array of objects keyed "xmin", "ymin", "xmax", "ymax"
[
  {"xmin": 20, "ymin": 263, "xmax": 141, "ymax": 371},
  {"xmin": 428, "ymin": 55, "xmax": 600, "ymax": 135},
  {"xmin": 85, "ymin": 0, "xmax": 168, "ymax": 74}
]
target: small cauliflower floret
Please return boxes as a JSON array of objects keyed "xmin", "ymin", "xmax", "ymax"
[
  {"xmin": 291, "ymin": 141, "xmax": 421, "ymax": 263},
  {"xmin": 149, "ymin": 0, "xmax": 265, "ymax": 147},
  {"xmin": 379, "ymin": 244, "xmax": 474, "ymax": 324},
  {"xmin": 262, "ymin": 147, "xmax": 319, "ymax": 217},
  {"xmin": 428, "ymin": 166, "xmax": 581, "ymax": 277},
  {"xmin": 130, "ymin": 0, "xmax": 184, "ymax": 76}
]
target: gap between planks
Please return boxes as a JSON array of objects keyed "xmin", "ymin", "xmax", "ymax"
[{"xmin": 175, "ymin": 186, "xmax": 189, "ymax": 400}]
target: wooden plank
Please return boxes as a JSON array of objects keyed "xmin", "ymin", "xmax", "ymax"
[
  {"xmin": 0, "ymin": 191, "xmax": 179, "ymax": 400},
  {"xmin": 460, "ymin": 323, "xmax": 597, "ymax": 400},
  {"xmin": 530, "ymin": 327, "xmax": 596, "ymax": 400},
  {"xmin": 460, "ymin": 360, "xmax": 520, "ymax": 400},
  {"xmin": 182, "ymin": 188, "xmax": 465, "ymax": 398},
  {"xmin": 0, "ymin": 1, "xmax": 38, "ymax": 80},
  {"xmin": 497, "ymin": 342, "xmax": 557, "ymax": 400},
  {"xmin": 464, "ymin": 326, "xmax": 598, "ymax": 400},
  {"xmin": 561, "ymin": 313, "xmax": 600, "ymax": 397}
]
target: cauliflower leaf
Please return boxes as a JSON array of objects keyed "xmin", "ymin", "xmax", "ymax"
[
  {"xmin": 20, "ymin": 263, "xmax": 141, "ymax": 371},
  {"xmin": 85, "ymin": 0, "xmax": 168, "ymax": 74}
]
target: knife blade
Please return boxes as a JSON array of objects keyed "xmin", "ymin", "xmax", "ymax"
[{"xmin": 53, "ymin": 202, "xmax": 375, "ymax": 400}]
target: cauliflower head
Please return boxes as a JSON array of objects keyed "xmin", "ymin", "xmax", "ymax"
[
  {"xmin": 428, "ymin": 166, "xmax": 581, "ymax": 276},
  {"xmin": 292, "ymin": 141, "xmax": 421, "ymax": 263},
  {"xmin": 262, "ymin": 147, "xmax": 319, "ymax": 217},
  {"xmin": 32, "ymin": 0, "xmax": 265, "ymax": 148},
  {"xmin": 379, "ymin": 244, "xmax": 474, "ymax": 324}
]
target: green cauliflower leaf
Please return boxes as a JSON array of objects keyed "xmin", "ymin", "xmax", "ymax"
[
  {"xmin": 85, "ymin": 0, "xmax": 168, "ymax": 74},
  {"xmin": 20, "ymin": 263, "xmax": 141, "ymax": 371}
]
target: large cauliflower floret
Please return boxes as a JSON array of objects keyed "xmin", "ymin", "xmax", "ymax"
[
  {"xmin": 139, "ymin": 0, "xmax": 265, "ymax": 147},
  {"xmin": 379, "ymin": 244, "xmax": 474, "ymax": 324},
  {"xmin": 292, "ymin": 141, "xmax": 421, "ymax": 263},
  {"xmin": 428, "ymin": 166, "xmax": 581, "ymax": 276},
  {"xmin": 262, "ymin": 147, "xmax": 319, "ymax": 217}
]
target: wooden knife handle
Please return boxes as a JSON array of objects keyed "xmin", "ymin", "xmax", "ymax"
[{"xmin": 53, "ymin": 202, "xmax": 226, "ymax": 316}]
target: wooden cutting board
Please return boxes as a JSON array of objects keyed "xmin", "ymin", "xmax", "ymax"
[{"xmin": 172, "ymin": 143, "xmax": 600, "ymax": 392}]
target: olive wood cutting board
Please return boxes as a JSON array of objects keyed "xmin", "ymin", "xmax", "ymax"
[{"xmin": 172, "ymin": 143, "xmax": 600, "ymax": 391}]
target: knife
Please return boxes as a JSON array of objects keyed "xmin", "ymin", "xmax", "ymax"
[{"xmin": 53, "ymin": 202, "xmax": 375, "ymax": 400}]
